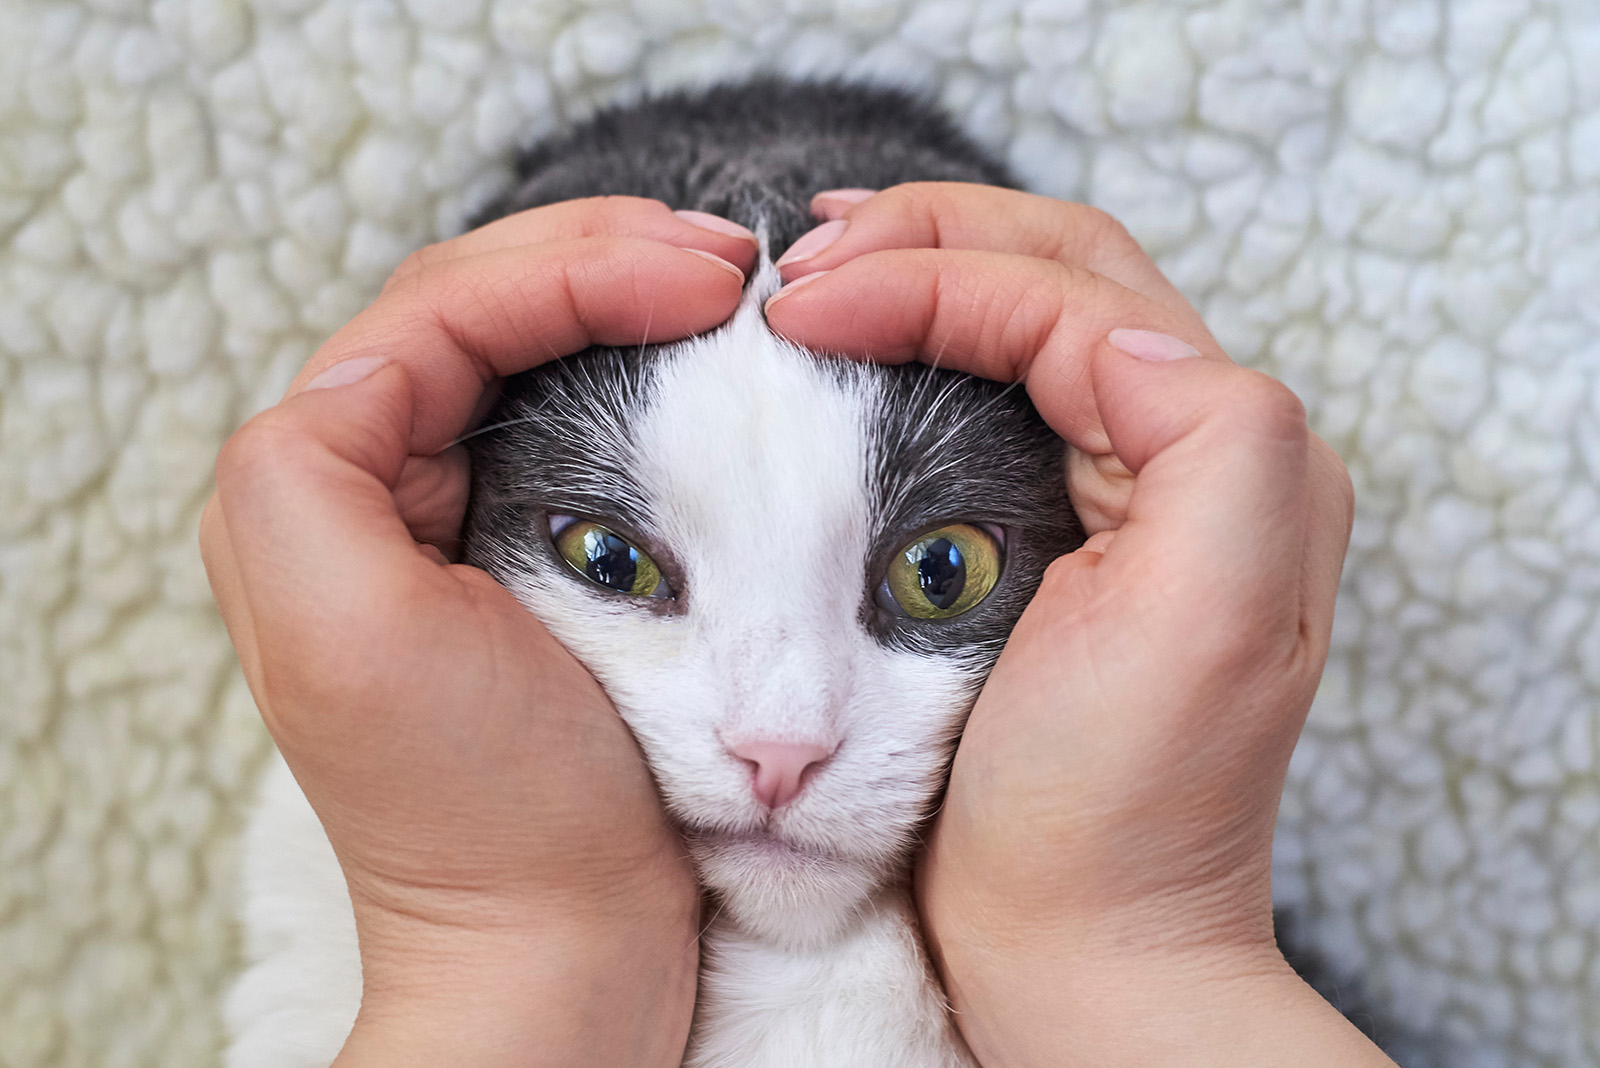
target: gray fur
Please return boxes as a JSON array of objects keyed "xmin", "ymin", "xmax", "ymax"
[
  {"xmin": 462, "ymin": 79, "xmax": 1356, "ymax": 1035},
  {"xmin": 465, "ymin": 80, "xmax": 1081, "ymax": 665},
  {"xmin": 472, "ymin": 78, "xmax": 1015, "ymax": 253}
]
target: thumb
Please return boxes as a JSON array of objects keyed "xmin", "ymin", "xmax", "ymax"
[
  {"xmin": 213, "ymin": 357, "xmax": 441, "ymax": 713},
  {"xmin": 1077, "ymin": 331, "xmax": 1313, "ymax": 675}
]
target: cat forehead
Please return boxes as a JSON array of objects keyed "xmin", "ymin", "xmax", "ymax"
[
  {"xmin": 476, "ymin": 315, "xmax": 1064, "ymax": 532},
  {"xmin": 633, "ymin": 301, "xmax": 874, "ymax": 552},
  {"xmin": 465, "ymin": 294, "xmax": 1083, "ymax": 655}
]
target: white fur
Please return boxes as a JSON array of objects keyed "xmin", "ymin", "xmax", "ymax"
[
  {"xmin": 689, "ymin": 892, "xmax": 970, "ymax": 1068},
  {"xmin": 228, "ymin": 266, "xmax": 980, "ymax": 1066},
  {"xmin": 225, "ymin": 758, "xmax": 361, "ymax": 1068}
]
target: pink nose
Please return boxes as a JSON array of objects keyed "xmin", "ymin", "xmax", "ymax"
[{"xmin": 729, "ymin": 741, "xmax": 835, "ymax": 809}]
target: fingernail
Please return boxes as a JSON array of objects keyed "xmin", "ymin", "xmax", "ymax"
[
  {"xmin": 813, "ymin": 188, "xmax": 876, "ymax": 211},
  {"xmin": 775, "ymin": 219, "xmax": 848, "ymax": 268},
  {"xmin": 682, "ymin": 247, "xmax": 746, "ymax": 280},
  {"xmin": 763, "ymin": 270, "xmax": 828, "ymax": 311},
  {"xmin": 304, "ymin": 356, "xmax": 388, "ymax": 391},
  {"xmin": 1107, "ymin": 328, "xmax": 1202, "ymax": 361},
  {"xmin": 674, "ymin": 210, "xmax": 758, "ymax": 244}
]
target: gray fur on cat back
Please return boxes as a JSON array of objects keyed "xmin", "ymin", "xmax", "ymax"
[{"xmin": 472, "ymin": 78, "xmax": 1015, "ymax": 253}]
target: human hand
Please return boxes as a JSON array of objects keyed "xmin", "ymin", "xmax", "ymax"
[
  {"xmin": 766, "ymin": 184, "xmax": 1388, "ymax": 1067},
  {"xmin": 201, "ymin": 199, "xmax": 758, "ymax": 1068}
]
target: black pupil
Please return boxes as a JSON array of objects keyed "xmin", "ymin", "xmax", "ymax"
[
  {"xmin": 917, "ymin": 537, "xmax": 966, "ymax": 609},
  {"xmin": 584, "ymin": 530, "xmax": 639, "ymax": 592}
]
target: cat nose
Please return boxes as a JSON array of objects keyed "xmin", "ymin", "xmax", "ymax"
[{"xmin": 728, "ymin": 741, "xmax": 835, "ymax": 809}]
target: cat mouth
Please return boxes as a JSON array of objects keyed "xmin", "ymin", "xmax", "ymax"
[{"xmin": 684, "ymin": 825, "xmax": 843, "ymax": 868}]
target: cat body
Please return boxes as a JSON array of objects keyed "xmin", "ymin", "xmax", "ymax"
[{"xmin": 228, "ymin": 81, "xmax": 1084, "ymax": 1068}]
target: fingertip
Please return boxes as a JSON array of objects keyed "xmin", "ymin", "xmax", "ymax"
[
  {"xmin": 257, "ymin": 358, "xmax": 417, "ymax": 490},
  {"xmin": 1089, "ymin": 326, "xmax": 1285, "ymax": 476},
  {"xmin": 763, "ymin": 269, "xmax": 829, "ymax": 314},
  {"xmin": 301, "ymin": 355, "xmax": 390, "ymax": 393},
  {"xmin": 670, "ymin": 210, "xmax": 760, "ymax": 275},
  {"xmin": 1106, "ymin": 328, "xmax": 1202, "ymax": 363},
  {"xmin": 672, "ymin": 209, "xmax": 759, "ymax": 245},
  {"xmin": 810, "ymin": 188, "xmax": 876, "ymax": 219},
  {"xmin": 680, "ymin": 247, "xmax": 747, "ymax": 281},
  {"xmin": 774, "ymin": 218, "xmax": 849, "ymax": 272}
]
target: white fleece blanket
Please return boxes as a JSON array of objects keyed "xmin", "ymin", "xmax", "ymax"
[{"xmin": 2, "ymin": 1, "xmax": 1596, "ymax": 1066}]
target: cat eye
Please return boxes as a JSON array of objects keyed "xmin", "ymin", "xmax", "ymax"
[
  {"xmin": 550, "ymin": 516, "xmax": 670, "ymax": 598},
  {"xmin": 878, "ymin": 523, "xmax": 1002, "ymax": 620}
]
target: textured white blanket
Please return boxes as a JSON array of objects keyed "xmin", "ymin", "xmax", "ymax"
[{"xmin": 2, "ymin": 1, "xmax": 1597, "ymax": 1066}]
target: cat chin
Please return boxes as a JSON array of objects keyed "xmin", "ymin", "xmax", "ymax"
[{"xmin": 691, "ymin": 832, "xmax": 888, "ymax": 948}]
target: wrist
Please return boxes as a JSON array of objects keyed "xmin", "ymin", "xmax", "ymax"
[
  {"xmin": 334, "ymin": 894, "xmax": 699, "ymax": 1068},
  {"xmin": 928, "ymin": 916, "xmax": 1395, "ymax": 1068}
]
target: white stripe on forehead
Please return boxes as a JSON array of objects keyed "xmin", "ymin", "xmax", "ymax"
[{"xmin": 632, "ymin": 261, "xmax": 876, "ymax": 628}]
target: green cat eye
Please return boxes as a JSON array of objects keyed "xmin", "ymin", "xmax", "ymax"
[
  {"xmin": 882, "ymin": 523, "xmax": 1002, "ymax": 620},
  {"xmin": 551, "ymin": 517, "xmax": 668, "ymax": 598}
]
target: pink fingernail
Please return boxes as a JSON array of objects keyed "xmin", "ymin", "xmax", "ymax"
[
  {"xmin": 682, "ymin": 247, "xmax": 746, "ymax": 280},
  {"xmin": 1107, "ymin": 328, "xmax": 1202, "ymax": 361},
  {"xmin": 674, "ymin": 210, "xmax": 758, "ymax": 243},
  {"xmin": 764, "ymin": 270, "xmax": 829, "ymax": 311},
  {"xmin": 303, "ymin": 356, "xmax": 388, "ymax": 391},
  {"xmin": 774, "ymin": 219, "xmax": 848, "ymax": 268},
  {"xmin": 814, "ymin": 188, "xmax": 876, "ymax": 209}
]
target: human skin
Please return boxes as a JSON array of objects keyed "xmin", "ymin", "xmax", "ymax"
[
  {"xmin": 201, "ymin": 186, "xmax": 1392, "ymax": 1067},
  {"xmin": 768, "ymin": 183, "xmax": 1391, "ymax": 1068},
  {"xmin": 200, "ymin": 198, "xmax": 760, "ymax": 1067}
]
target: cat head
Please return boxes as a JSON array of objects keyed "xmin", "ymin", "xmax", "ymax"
[{"xmin": 464, "ymin": 271, "xmax": 1082, "ymax": 947}]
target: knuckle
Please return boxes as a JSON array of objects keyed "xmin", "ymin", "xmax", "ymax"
[
  {"xmin": 879, "ymin": 182, "xmax": 958, "ymax": 221},
  {"xmin": 197, "ymin": 494, "xmax": 226, "ymax": 563},
  {"xmin": 1034, "ymin": 557, "xmax": 1096, "ymax": 619},
  {"xmin": 1074, "ymin": 204, "xmax": 1138, "ymax": 253},
  {"xmin": 1228, "ymin": 371, "xmax": 1308, "ymax": 442},
  {"xmin": 387, "ymin": 243, "xmax": 442, "ymax": 286},
  {"xmin": 215, "ymin": 407, "xmax": 299, "ymax": 484},
  {"xmin": 1037, "ymin": 552, "xmax": 1078, "ymax": 596},
  {"xmin": 1314, "ymin": 436, "xmax": 1357, "ymax": 527},
  {"xmin": 1033, "ymin": 552, "xmax": 1112, "ymax": 625}
]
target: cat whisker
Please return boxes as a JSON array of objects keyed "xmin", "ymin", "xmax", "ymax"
[
  {"xmin": 925, "ymin": 323, "xmax": 955, "ymax": 372},
  {"xmin": 448, "ymin": 413, "xmax": 541, "ymax": 447},
  {"xmin": 692, "ymin": 897, "xmax": 727, "ymax": 950},
  {"xmin": 636, "ymin": 300, "xmax": 655, "ymax": 361}
]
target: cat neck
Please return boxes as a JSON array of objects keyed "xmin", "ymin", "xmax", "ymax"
[{"xmin": 689, "ymin": 884, "xmax": 976, "ymax": 1068}]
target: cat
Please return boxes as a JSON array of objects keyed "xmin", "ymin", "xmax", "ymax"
[{"xmin": 226, "ymin": 79, "xmax": 1084, "ymax": 1068}]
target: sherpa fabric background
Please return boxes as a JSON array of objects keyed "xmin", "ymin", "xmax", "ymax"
[{"xmin": 2, "ymin": 0, "xmax": 1597, "ymax": 1065}]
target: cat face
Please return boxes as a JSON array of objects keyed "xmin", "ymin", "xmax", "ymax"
[{"xmin": 465, "ymin": 277, "xmax": 1081, "ymax": 947}]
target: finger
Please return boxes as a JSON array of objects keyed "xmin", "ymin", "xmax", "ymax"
[
  {"xmin": 1299, "ymin": 435, "xmax": 1355, "ymax": 649},
  {"xmin": 1078, "ymin": 529, "xmax": 1117, "ymax": 555},
  {"xmin": 289, "ymin": 237, "xmax": 747, "ymax": 456},
  {"xmin": 810, "ymin": 188, "xmax": 875, "ymax": 217},
  {"xmin": 385, "ymin": 196, "xmax": 759, "ymax": 288},
  {"xmin": 1081, "ymin": 348, "xmax": 1314, "ymax": 667},
  {"xmin": 393, "ymin": 446, "xmax": 471, "ymax": 557},
  {"xmin": 768, "ymin": 249, "xmax": 1313, "ymax": 660},
  {"xmin": 782, "ymin": 183, "xmax": 1200, "ymax": 327},
  {"xmin": 766, "ymin": 248, "xmax": 1225, "ymax": 453},
  {"xmin": 213, "ymin": 363, "xmax": 461, "ymax": 695},
  {"xmin": 1065, "ymin": 447, "xmax": 1134, "ymax": 536},
  {"xmin": 198, "ymin": 494, "xmax": 263, "ymax": 689}
]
